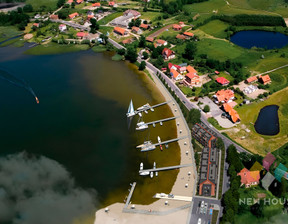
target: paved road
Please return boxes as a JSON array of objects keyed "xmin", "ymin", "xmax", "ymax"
[{"xmin": 51, "ymin": 19, "xmax": 91, "ymax": 31}]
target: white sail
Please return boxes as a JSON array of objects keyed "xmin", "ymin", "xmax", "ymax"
[{"xmin": 127, "ymin": 100, "xmax": 135, "ymax": 117}]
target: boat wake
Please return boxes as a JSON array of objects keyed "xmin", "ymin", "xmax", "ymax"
[{"xmin": 0, "ymin": 69, "xmax": 39, "ymax": 104}]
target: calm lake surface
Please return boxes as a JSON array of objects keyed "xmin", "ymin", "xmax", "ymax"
[
  {"xmin": 254, "ymin": 105, "xmax": 280, "ymax": 135},
  {"xmin": 0, "ymin": 45, "xmax": 179, "ymax": 206},
  {"xmin": 230, "ymin": 30, "xmax": 288, "ymax": 49}
]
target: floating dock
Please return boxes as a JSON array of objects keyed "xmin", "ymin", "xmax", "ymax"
[
  {"xmin": 145, "ymin": 116, "xmax": 179, "ymax": 126},
  {"xmin": 139, "ymin": 163, "xmax": 193, "ymax": 173},
  {"xmin": 124, "ymin": 182, "xmax": 137, "ymax": 209},
  {"xmin": 139, "ymin": 136, "xmax": 188, "ymax": 152}
]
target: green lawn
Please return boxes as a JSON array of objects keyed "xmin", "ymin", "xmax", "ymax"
[
  {"xmin": 208, "ymin": 117, "xmax": 225, "ymax": 130},
  {"xmin": 24, "ymin": 42, "xmax": 90, "ymax": 55},
  {"xmin": 140, "ymin": 12, "xmax": 164, "ymax": 22},
  {"xmin": 0, "ymin": 26, "xmax": 23, "ymax": 42},
  {"xmin": 98, "ymin": 12, "xmax": 123, "ymax": 25},
  {"xmin": 198, "ymin": 20, "xmax": 230, "ymax": 39},
  {"xmin": 26, "ymin": 0, "xmax": 58, "ymax": 11},
  {"xmin": 227, "ymin": 87, "xmax": 288, "ymax": 155}
]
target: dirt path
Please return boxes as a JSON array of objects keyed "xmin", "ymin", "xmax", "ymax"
[{"xmin": 147, "ymin": 24, "xmax": 173, "ymax": 39}]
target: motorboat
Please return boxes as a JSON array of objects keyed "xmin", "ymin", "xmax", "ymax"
[
  {"xmin": 140, "ymin": 171, "xmax": 149, "ymax": 176},
  {"xmin": 140, "ymin": 162, "xmax": 143, "ymax": 170},
  {"xmin": 136, "ymin": 121, "xmax": 148, "ymax": 131},
  {"xmin": 150, "ymin": 171, "xmax": 154, "ymax": 178},
  {"xmin": 158, "ymin": 136, "xmax": 163, "ymax": 151}
]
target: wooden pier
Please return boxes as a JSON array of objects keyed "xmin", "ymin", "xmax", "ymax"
[
  {"xmin": 145, "ymin": 116, "xmax": 179, "ymax": 126},
  {"xmin": 139, "ymin": 163, "xmax": 193, "ymax": 173},
  {"xmin": 124, "ymin": 182, "xmax": 137, "ymax": 208}
]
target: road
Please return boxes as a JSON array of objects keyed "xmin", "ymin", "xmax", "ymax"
[{"xmin": 50, "ymin": 19, "xmax": 91, "ymax": 31}]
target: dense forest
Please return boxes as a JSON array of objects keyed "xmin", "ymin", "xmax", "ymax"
[{"xmin": 0, "ymin": 0, "xmax": 25, "ymax": 3}]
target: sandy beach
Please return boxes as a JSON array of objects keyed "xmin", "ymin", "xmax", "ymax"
[{"xmin": 94, "ymin": 69, "xmax": 197, "ymax": 224}]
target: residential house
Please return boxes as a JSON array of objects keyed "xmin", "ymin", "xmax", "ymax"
[
  {"xmin": 179, "ymin": 21, "xmax": 184, "ymax": 26},
  {"xmin": 260, "ymin": 75, "xmax": 271, "ymax": 85},
  {"xmin": 113, "ymin": 27, "xmax": 127, "ymax": 36},
  {"xmin": 192, "ymin": 123, "xmax": 217, "ymax": 148},
  {"xmin": 214, "ymin": 71, "xmax": 220, "ymax": 75},
  {"xmin": 67, "ymin": 0, "xmax": 73, "ymax": 4},
  {"xmin": 213, "ymin": 89, "xmax": 235, "ymax": 104},
  {"xmin": 76, "ymin": 32, "xmax": 88, "ymax": 39},
  {"xmin": 122, "ymin": 38, "xmax": 135, "ymax": 45},
  {"xmin": 123, "ymin": 9, "xmax": 141, "ymax": 18},
  {"xmin": 87, "ymin": 15, "xmax": 94, "ymax": 20},
  {"xmin": 216, "ymin": 77, "xmax": 230, "ymax": 86},
  {"xmin": 170, "ymin": 68, "xmax": 182, "ymax": 81},
  {"xmin": 176, "ymin": 34, "xmax": 186, "ymax": 40},
  {"xmin": 183, "ymin": 32, "xmax": 194, "ymax": 39},
  {"xmin": 59, "ymin": 24, "xmax": 67, "ymax": 32},
  {"xmin": 172, "ymin": 24, "xmax": 182, "ymax": 31},
  {"xmin": 76, "ymin": 0, "xmax": 84, "ymax": 4},
  {"xmin": 140, "ymin": 23, "xmax": 149, "ymax": 30},
  {"xmin": 162, "ymin": 48, "xmax": 175, "ymax": 60},
  {"xmin": 33, "ymin": 23, "xmax": 40, "ymax": 28},
  {"xmin": 246, "ymin": 76, "xmax": 258, "ymax": 84},
  {"xmin": 49, "ymin": 14, "xmax": 59, "ymax": 20},
  {"xmin": 131, "ymin": 26, "xmax": 141, "ymax": 34},
  {"xmin": 222, "ymin": 103, "xmax": 240, "ymax": 123},
  {"xmin": 168, "ymin": 63, "xmax": 181, "ymax": 72},
  {"xmin": 261, "ymin": 172, "xmax": 275, "ymax": 191},
  {"xmin": 92, "ymin": 2, "xmax": 101, "ymax": 7},
  {"xmin": 69, "ymin": 12, "xmax": 79, "ymax": 19},
  {"xmin": 155, "ymin": 39, "xmax": 167, "ymax": 47},
  {"xmin": 186, "ymin": 65, "xmax": 198, "ymax": 75},
  {"xmin": 237, "ymin": 168, "xmax": 260, "ymax": 188},
  {"xmin": 108, "ymin": 1, "xmax": 115, "ymax": 7},
  {"xmin": 146, "ymin": 37, "xmax": 154, "ymax": 42},
  {"xmin": 263, "ymin": 152, "xmax": 276, "ymax": 171},
  {"xmin": 184, "ymin": 72, "xmax": 200, "ymax": 86}
]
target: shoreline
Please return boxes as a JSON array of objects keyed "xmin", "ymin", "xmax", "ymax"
[{"xmin": 94, "ymin": 68, "xmax": 197, "ymax": 224}]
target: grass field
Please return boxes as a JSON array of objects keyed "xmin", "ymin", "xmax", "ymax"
[
  {"xmin": 0, "ymin": 26, "xmax": 23, "ymax": 42},
  {"xmin": 26, "ymin": 0, "xmax": 58, "ymax": 11},
  {"xmin": 24, "ymin": 42, "xmax": 90, "ymax": 55},
  {"xmin": 226, "ymin": 87, "xmax": 288, "ymax": 155},
  {"xmin": 98, "ymin": 12, "xmax": 123, "ymax": 25},
  {"xmin": 198, "ymin": 20, "xmax": 230, "ymax": 39},
  {"xmin": 140, "ymin": 12, "xmax": 164, "ymax": 22}
]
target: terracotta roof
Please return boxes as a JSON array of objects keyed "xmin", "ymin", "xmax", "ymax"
[
  {"xmin": 33, "ymin": 23, "xmax": 39, "ymax": 27},
  {"xmin": 156, "ymin": 39, "xmax": 167, "ymax": 45},
  {"xmin": 76, "ymin": 32, "xmax": 88, "ymax": 37},
  {"xmin": 186, "ymin": 72, "xmax": 199, "ymax": 80},
  {"xmin": 122, "ymin": 38, "xmax": 134, "ymax": 44},
  {"xmin": 114, "ymin": 27, "xmax": 126, "ymax": 35},
  {"xmin": 246, "ymin": 76, "xmax": 258, "ymax": 83},
  {"xmin": 170, "ymin": 69, "xmax": 180, "ymax": 79},
  {"xmin": 76, "ymin": 0, "xmax": 84, "ymax": 3},
  {"xmin": 132, "ymin": 26, "xmax": 140, "ymax": 32},
  {"xmin": 223, "ymin": 103, "xmax": 240, "ymax": 123},
  {"xmin": 176, "ymin": 34, "xmax": 186, "ymax": 40},
  {"xmin": 216, "ymin": 77, "xmax": 230, "ymax": 85},
  {"xmin": 261, "ymin": 75, "xmax": 271, "ymax": 84},
  {"xmin": 124, "ymin": 9, "xmax": 141, "ymax": 17},
  {"xmin": 87, "ymin": 15, "xmax": 94, "ymax": 19},
  {"xmin": 238, "ymin": 168, "xmax": 260, "ymax": 185},
  {"xmin": 59, "ymin": 24, "xmax": 66, "ymax": 27},
  {"xmin": 108, "ymin": 1, "xmax": 115, "ymax": 6},
  {"xmin": 172, "ymin": 24, "xmax": 182, "ymax": 30},
  {"xmin": 215, "ymin": 89, "xmax": 234, "ymax": 103},
  {"xmin": 162, "ymin": 48, "xmax": 174, "ymax": 57},
  {"xmin": 168, "ymin": 63, "xmax": 181, "ymax": 70},
  {"xmin": 215, "ymin": 70, "xmax": 220, "ymax": 74},
  {"xmin": 179, "ymin": 21, "xmax": 184, "ymax": 25},
  {"xmin": 50, "ymin": 14, "xmax": 59, "ymax": 19},
  {"xmin": 146, "ymin": 37, "xmax": 154, "ymax": 42},
  {"xmin": 140, "ymin": 24, "xmax": 149, "ymax": 29},
  {"xmin": 69, "ymin": 12, "xmax": 79, "ymax": 19},
  {"xmin": 186, "ymin": 65, "xmax": 197, "ymax": 74},
  {"xmin": 92, "ymin": 2, "xmax": 101, "ymax": 7},
  {"xmin": 67, "ymin": 0, "xmax": 73, "ymax": 3},
  {"xmin": 183, "ymin": 31, "xmax": 194, "ymax": 37}
]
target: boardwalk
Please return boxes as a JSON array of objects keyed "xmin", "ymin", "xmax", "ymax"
[
  {"xmin": 145, "ymin": 116, "xmax": 179, "ymax": 126},
  {"xmin": 139, "ymin": 163, "xmax": 193, "ymax": 173},
  {"xmin": 124, "ymin": 182, "xmax": 137, "ymax": 209},
  {"xmin": 154, "ymin": 193, "xmax": 192, "ymax": 202}
]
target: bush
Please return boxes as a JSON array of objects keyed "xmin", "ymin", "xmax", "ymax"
[{"xmin": 203, "ymin": 105, "xmax": 210, "ymax": 113}]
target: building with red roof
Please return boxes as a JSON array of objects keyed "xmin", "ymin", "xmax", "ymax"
[
  {"xmin": 140, "ymin": 24, "xmax": 149, "ymax": 30},
  {"xmin": 222, "ymin": 103, "xmax": 240, "ymax": 123},
  {"xmin": 67, "ymin": 0, "xmax": 73, "ymax": 4},
  {"xmin": 76, "ymin": 32, "xmax": 88, "ymax": 39},
  {"xmin": 216, "ymin": 77, "xmax": 230, "ymax": 85},
  {"xmin": 113, "ymin": 27, "xmax": 127, "ymax": 36},
  {"xmin": 59, "ymin": 24, "xmax": 67, "ymax": 32},
  {"xmin": 260, "ymin": 75, "xmax": 271, "ymax": 85},
  {"xmin": 122, "ymin": 38, "xmax": 134, "ymax": 45},
  {"xmin": 183, "ymin": 32, "xmax": 194, "ymax": 38},
  {"xmin": 123, "ymin": 9, "xmax": 141, "ymax": 18},
  {"xmin": 162, "ymin": 48, "xmax": 175, "ymax": 60},
  {"xmin": 238, "ymin": 168, "xmax": 260, "ymax": 188},
  {"xmin": 50, "ymin": 14, "xmax": 59, "ymax": 20},
  {"xmin": 131, "ymin": 26, "xmax": 141, "ymax": 34},
  {"xmin": 213, "ymin": 89, "xmax": 235, "ymax": 104},
  {"xmin": 33, "ymin": 23, "xmax": 40, "ymax": 28},
  {"xmin": 246, "ymin": 76, "xmax": 258, "ymax": 83},
  {"xmin": 76, "ymin": 0, "xmax": 84, "ymax": 4},
  {"xmin": 170, "ymin": 69, "xmax": 182, "ymax": 81},
  {"xmin": 92, "ymin": 2, "xmax": 101, "ymax": 7},
  {"xmin": 155, "ymin": 39, "xmax": 167, "ymax": 47},
  {"xmin": 145, "ymin": 37, "xmax": 154, "ymax": 42},
  {"xmin": 108, "ymin": 1, "xmax": 115, "ymax": 6},
  {"xmin": 172, "ymin": 24, "xmax": 182, "ymax": 31},
  {"xmin": 184, "ymin": 66, "xmax": 200, "ymax": 86},
  {"xmin": 176, "ymin": 34, "xmax": 186, "ymax": 40},
  {"xmin": 263, "ymin": 153, "xmax": 276, "ymax": 171},
  {"xmin": 69, "ymin": 12, "xmax": 79, "ymax": 19}
]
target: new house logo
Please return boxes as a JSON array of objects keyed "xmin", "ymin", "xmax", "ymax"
[{"xmin": 239, "ymin": 198, "xmax": 288, "ymax": 206}]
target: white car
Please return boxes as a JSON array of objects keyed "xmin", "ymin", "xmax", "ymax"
[
  {"xmin": 198, "ymin": 218, "xmax": 201, "ymax": 224},
  {"xmin": 203, "ymin": 203, "xmax": 208, "ymax": 214}
]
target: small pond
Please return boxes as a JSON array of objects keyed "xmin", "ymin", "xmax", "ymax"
[
  {"xmin": 230, "ymin": 30, "xmax": 288, "ymax": 49},
  {"xmin": 254, "ymin": 105, "xmax": 280, "ymax": 135}
]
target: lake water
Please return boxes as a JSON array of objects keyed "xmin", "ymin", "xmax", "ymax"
[
  {"xmin": 230, "ymin": 30, "xmax": 288, "ymax": 49},
  {"xmin": 254, "ymin": 105, "xmax": 280, "ymax": 135},
  {"xmin": 0, "ymin": 45, "xmax": 179, "ymax": 207}
]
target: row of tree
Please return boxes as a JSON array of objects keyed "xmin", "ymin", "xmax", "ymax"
[{"xmin": 0, "ymin": 9, "xmax": 29, "ymax": 30}]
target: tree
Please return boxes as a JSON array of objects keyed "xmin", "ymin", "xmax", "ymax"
[
  {"xmin": 216, "ymin": 137, "xmax": 225, "ymax": 151},
  {"xmin": 135, "ymin": 18, "xmax": 141, "ymax": 27},
  {"xmin": 187, "ymin": 108, "xmax": 201, "ymax": 125},
  {"xmin": 90, "ymin": 18, "xmax": 99, "ymax": 34},
  {"xmin": 117, "ymin": 48, "xmax": 126, "ymax": 56},
  {"xmin": 142, "ymin": 51, "xmax": 149, "ymax": 60},
  {"xmin": 154, "ymin": 55, "xmax": 164, "ymax": 68},
  {"xmin": 250, "ymin": 200, "xmax": 264, "ymax": 218},
  {"xmin": 280, "ymin": 178, "xmax": 288, "ymax": 198},
  {"xmin": 203, "ymin": 105, "xmax": 210, "ymax": 113},
  {"xmin": 57, "ymin": 0, "xmax": 66, "ymax": 8},
  {"xmin": 139, "ymin": 61, "xmax": 146, "ymax": 71},
  {"xmin": 71, "ymin": 2, "xmax": 75, "ymax": 8},
  {"xmin": 183, "ymin": 41, "xmax": 197, "ymax": 60},
  {"xmin": 139, "ymin": 35, "xmax": 146, "ymax": 48},
  {"xmin": 125, "ymin": 47, "xmax": 138, "ymax": 63},
  {"xmin": 100, "ymin": 33, "xmax": 108, "ymax": 45},
  {"xmin": 23, "ymin": 4, "xmax": 33, "ymax": 13}
]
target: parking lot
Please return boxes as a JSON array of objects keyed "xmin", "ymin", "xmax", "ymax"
[{"xmin": 189, "ymin": 197, "xmax": 221, "ymax": 224}]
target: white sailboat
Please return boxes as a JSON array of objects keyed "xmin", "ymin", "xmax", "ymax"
[{"xmin": 126, "ymin": 100, "xmax": 135, "ymax": 118}]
